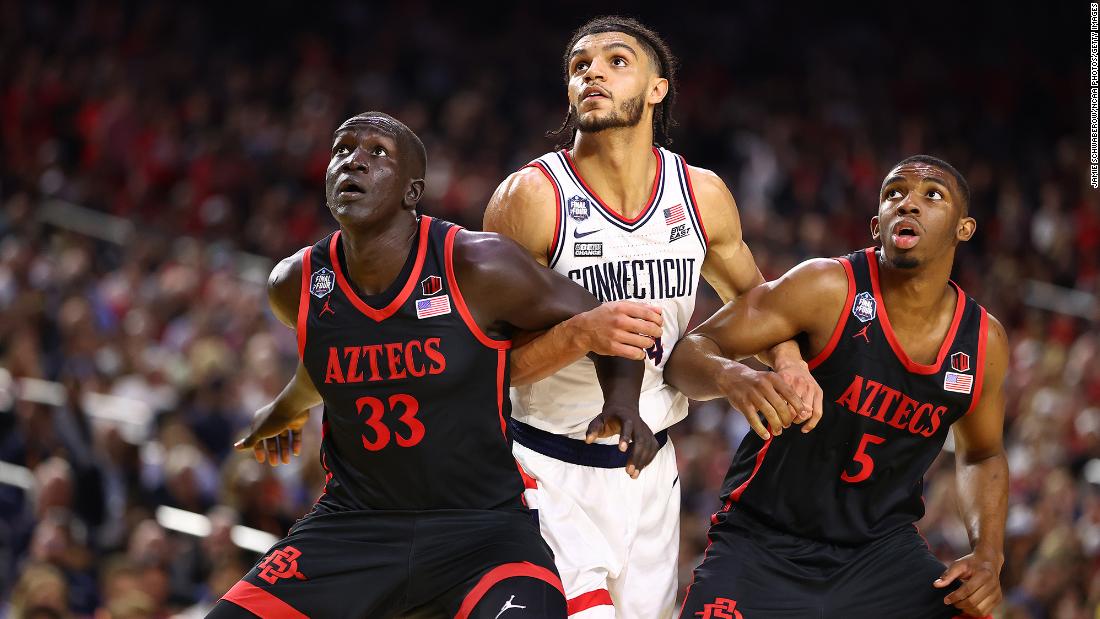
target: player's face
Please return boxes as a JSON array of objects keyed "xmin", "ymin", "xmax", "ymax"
[
  {"xmin": 566, "ymin": 32, "xmax": 662, "ymax": 133},
  {"xmin": 871, "ymin": 163, "xmax": 975, "ymax": 269},
  {"xmin": 325, "ymin": 122, "xmax": 408, "ymax": 226}
]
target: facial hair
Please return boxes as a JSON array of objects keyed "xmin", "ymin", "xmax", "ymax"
[{"xmin": 575, "ymin": 92, "xmax": 646, "ymax": 133}]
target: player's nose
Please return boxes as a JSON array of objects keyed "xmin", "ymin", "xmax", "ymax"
[
  {"xmin": 341, "ymin": 147, "xmax": 368, "ymax": 171},
  {"xmin": 896, "ymin": 192, "xmax": 920, "ymax": 216}
]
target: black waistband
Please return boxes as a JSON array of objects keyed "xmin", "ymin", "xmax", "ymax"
[{"xmin": 510, "ymin": 419, "xmax": 668, "ymax": 468}]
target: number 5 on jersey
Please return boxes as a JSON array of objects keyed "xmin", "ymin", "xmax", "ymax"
[
  {"xmin": 841, "ymin": 433, "xmax": 885, "ymax": 483},
  {"xmin": 356, "ymin": 394, "xmax": 425, "ymax": 451}
]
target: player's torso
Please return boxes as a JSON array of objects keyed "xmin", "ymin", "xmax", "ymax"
[
  {"xmin": 512, "ymin": 147, "xmax": 707, "ymax": 437},
  {"xmin": 721, "ymin": 247, "xmax": 989, "ymax": 544},
  {"xmin": 299, "ymin": 216, "xmax": 523, "ymax": 511}
]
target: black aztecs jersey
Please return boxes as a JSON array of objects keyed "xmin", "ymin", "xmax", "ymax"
[
  {"xmin": 717, "ymin": 247, "xmax": 989, "ymax": 545},
  {"xmin": 297, "ymin": 215, "xmax": 526, "ymax": 512}
]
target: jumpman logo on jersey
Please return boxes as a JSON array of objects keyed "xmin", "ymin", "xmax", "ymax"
[
  {"xmin": 319, "ymin": 299, "xmax": 335, "ymax": 317},
  {"xmin": 853, "ymin": 324, "xmax": 871, "ymax": 343},
  {"xmin": 495, "ymin": 595, "xmax": 526, "ymax": 618}
]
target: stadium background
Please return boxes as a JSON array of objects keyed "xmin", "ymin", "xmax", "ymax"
[{"xmin": 0, "ymin": 1, "xmax": 1093, "ymax": 617}]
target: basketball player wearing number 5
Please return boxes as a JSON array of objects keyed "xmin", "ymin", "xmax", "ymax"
[{"xmin": 669, "ymin": 156, "xmax": 1007, "ymax": 619}]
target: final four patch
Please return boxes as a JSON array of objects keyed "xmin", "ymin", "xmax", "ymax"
[
  {"xmin": 852, "ymin": 291, "xmax": 877, "ymax": 323},
  {"xmin": 310, "ymin": 268, "xmax": 335, "ymax": 298},
  {"xmin": 568, "ymin": 195, "xmax": 591, "ymax": 221}
]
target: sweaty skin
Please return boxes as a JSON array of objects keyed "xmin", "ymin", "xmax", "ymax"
[{"xmin": 665, "ymin": 161, "xmax": 1008, "ymax": 617}]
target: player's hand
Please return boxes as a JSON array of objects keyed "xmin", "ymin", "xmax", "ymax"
[
  {"xmin": 234, "ymin": 402, "xmax": 311, "ymax": 467},
  {"xmin": 585, "ymin": 405, "xmax": 659, "ymax": 478},
  {"xmin": 572, "ymin": 301, "xmax": 663, "ymax": 360},
  {"xmin": 717, "ymin": 364, "xmax": 806, "ymax": 440},
  {"xmin": 774, "ymin": 360, "xmax": 824, "ymax": 433},
  {"xmin": 934, "ymin": 550, "xmax": 1003, "ymax": 617}
]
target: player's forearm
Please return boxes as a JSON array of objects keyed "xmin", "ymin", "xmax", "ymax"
[
  {"xmin": 755, "ymin": 339, "xmax": 805, "ymax": 371},
  {"xmin": 510, "ymin": 317, "xmax": 589, "ymax": 386},
  {"xmin": 955, "ymin": 451, "xmax": 1008, "ymax": 564},
  {"xmin": 591, "ymin": 353, "xmax": 645, "ymax": 413},
  {"xmin": 665, "ymin": 334, "xmax": 754, "ymax": 401},
  {"xmin": 271, "ymin": 363, "xmax": 323, "ymax": 417}
]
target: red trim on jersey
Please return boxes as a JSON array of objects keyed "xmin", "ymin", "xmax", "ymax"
[
  {"xmin": 807, "ymin": 257, "xmax": 856, "ymax": 370},
  {"xmin": 453, "ymin": 562, "xmax": 565, "ymax": 619},
  {"xmin": 729, "ymin": 437, "xmax": 773, "ymax": 502},
  {"xmin": 679, "ymin": 156, "xmax": 710, "ymax": 247},
  {"xmin": 444, "ymin": 226, "xmax": 512, "ymax": 350},
  {"xmin": 516, "ymin": 460, "xmax": 538, "ymax": 490},
  {"xmin": 222, "ymin": 580, "xmax": 309, "ymax": 619},
  {"xmin": 329, "ymin": 216, "xmax": 431, "ymax": 322},
  {"xmin": 526, "ymin": 162, "xmax": 562, "ymax": 262},
  {"xmin": 296, "ymin": 247, "xmax": 313, "ymax": 360},
  {"xmin": 964, "ymin": 307, "xmax": 989, "ymax": 416},
  {"xmin": 563, "ymin": 147, "xmax": 662, "ymax": 224},
  {"xmin": 567, "ymin": 589, "xmax": 613, "ymax": 615},
  {"xmin": 865, "ymin": 248, "xmax": 966, "ymax": 375}
]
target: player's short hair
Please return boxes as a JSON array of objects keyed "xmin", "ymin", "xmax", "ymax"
[
  {"xmin": 336, "ymin": 112, "xmax": 427, "ymax": 180},
  {"xmin": 891, "ymin": 155, "xmax": 970, "ymax": 216},
  {"xmin": 548, "ymin": 16, "xmax": 679, "ymax": 149}
]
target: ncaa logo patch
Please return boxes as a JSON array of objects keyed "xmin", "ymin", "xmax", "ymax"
[
  {"xmin": 310, "ymin": 268, "xmax": 335, "ymax": 298},
  {"xmin": 950, "ymin": 351, "xmax": 971, "ymax": 373},
  {"xmin": 568, "ymin": 195, "xmax": 591, "ymax": 221},
  {"xmin": 852, "ymin": 291, "xmax": 877, "ymax": 323}
]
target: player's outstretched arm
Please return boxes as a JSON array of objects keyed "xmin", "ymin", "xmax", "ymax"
[
  {"xmin": 484, "ymin": 168, "xmax": 663, "ymax": 385},
  {"xmin": 665, "ymin": 259, "xmax": 847, "ymax": 439},
  {"xmin": 934, "ymin": 315, "xmax": 1009, "ymax": 617},
  {"xmin": 689, "ymin": 165, "xmax": 821, "ymax": 427},
  {"xmin": 233, "ymin": 249, "xmax": 318, "ymax": 466},
  {"xmin": 453, "ymin": 230, "xmax": 659, "ymax": 476},
  {"xmin": 235, "ymin": 361, "xmax": 321, "ymax": 466}
]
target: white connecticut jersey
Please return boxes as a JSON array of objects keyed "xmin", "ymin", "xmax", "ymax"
[{"xmin": 511, "ymin": 147, "xmax": 708, "ymax": 438}]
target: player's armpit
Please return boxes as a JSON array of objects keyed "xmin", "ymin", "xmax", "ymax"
[
  {"xmin": 267, "ymin": 247, "xmax": 308, "ymax": 329},
  {"xmin": 482, "ymin": 167, "xmax": 557, "ymax": 266}
]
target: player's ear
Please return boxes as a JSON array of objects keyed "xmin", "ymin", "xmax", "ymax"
[
  {"xmin": 957, "ymin": 216, "xmax": 976, "ymax": 242},
  {"xmin": 648, "ymin": 77, "xmax": 668, "ymax": 105},
  {"xmin": 405, "ymin": 179, "xmax": 425, "ymax": 209},
  {"xmin": 870, "ymin": 216, "xmax": 881, "ymax": 240}
]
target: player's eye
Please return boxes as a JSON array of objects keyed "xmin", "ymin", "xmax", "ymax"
[
  {"xmin": 885, "ymin": 189, "xmax": 903, "ymax": 199},
  {"xmin": 573, "ymin": 60, "xmax": 589, "ymax": 73},
  {"xmin": 611, "ymin": 56, "xmax": 627, "ymax": 67},
  {"xmin": 372, "ymin": 146, "xmax": 388, "ymax": 157},
  {"xmin": 333, "ymin": 145, "xmax": 350, "ymax": 156},
  {"xmin": 926, "ymin": 190, "xmax": 943, "ymax": 200}
]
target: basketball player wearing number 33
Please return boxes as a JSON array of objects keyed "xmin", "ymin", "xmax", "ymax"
[{"xmin": 669, "ymin": 156, "xmax": 1007, "ymax": 619}]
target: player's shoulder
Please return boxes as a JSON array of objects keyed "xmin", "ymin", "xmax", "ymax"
[
  {"xmin": 982, "ymin": 309, "xmax": 1009, "ymax": 366},
  {"xmin": 267, "ymin": 246, "xmax": 310, "ymax": 327},
  {"xmin": 491, "ymin": 165, "xmax": 557, "ymax": 207},
  {"xmin": 451, "ymin": 229, "xmax": 530, "ymax": 274},
  {"xmin": 780, "ymin": 258, "xmax": 851, "ymax": 293},
  {"xmin": 683, "ymin": 164, "xmax": 732, "ymax": 203}
]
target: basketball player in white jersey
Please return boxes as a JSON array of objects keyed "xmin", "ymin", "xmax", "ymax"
[{"xmin": 483, "ymin": 16, "xmax": 824, "ymax": 619}]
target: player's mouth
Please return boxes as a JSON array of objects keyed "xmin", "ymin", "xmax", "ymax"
[
  {"xmin": 335, "ymin": 177, "xmax": 367, "ymax": 201},
  {"xmin": 580, "ymin": 86, "xmax": 610, "ymax": 104},
  {"xmin": 891, "ymin": 219, "xmax": 922, "ymax": 250}
]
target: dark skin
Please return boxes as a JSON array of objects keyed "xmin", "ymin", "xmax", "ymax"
[
  {"xmin": 665, "ymin": 162, "xmax": 1008, "ymax": 617},
  {"xmin": 236, "ymin": 117, "xmax": 659, "ymax": 478}
]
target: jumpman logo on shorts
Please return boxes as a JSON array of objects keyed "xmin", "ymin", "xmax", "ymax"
[
  {"xmin": 495, "ymin": 595, "xmax": 526, "ymax": 618},
  {"xmin": 853, "ymin": 324, "xmax": 871, "ymax": 343}
]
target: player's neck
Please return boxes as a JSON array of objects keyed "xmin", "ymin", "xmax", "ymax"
[
  {"xmin": 570, "ymin": 128, "xmax": 657, "ymax": 218},
  {"xmin": 339, "ymin": 212, "xmax": 419, "ymax": 296},
  {"xmin": 876, "ymin": 252, "xmax": 956, "ymax": 318}
]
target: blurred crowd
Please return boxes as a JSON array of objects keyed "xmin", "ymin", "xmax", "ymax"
[{"xmin": 0, "ymin": 1, "xmax": 1093, "ymax": 618}]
